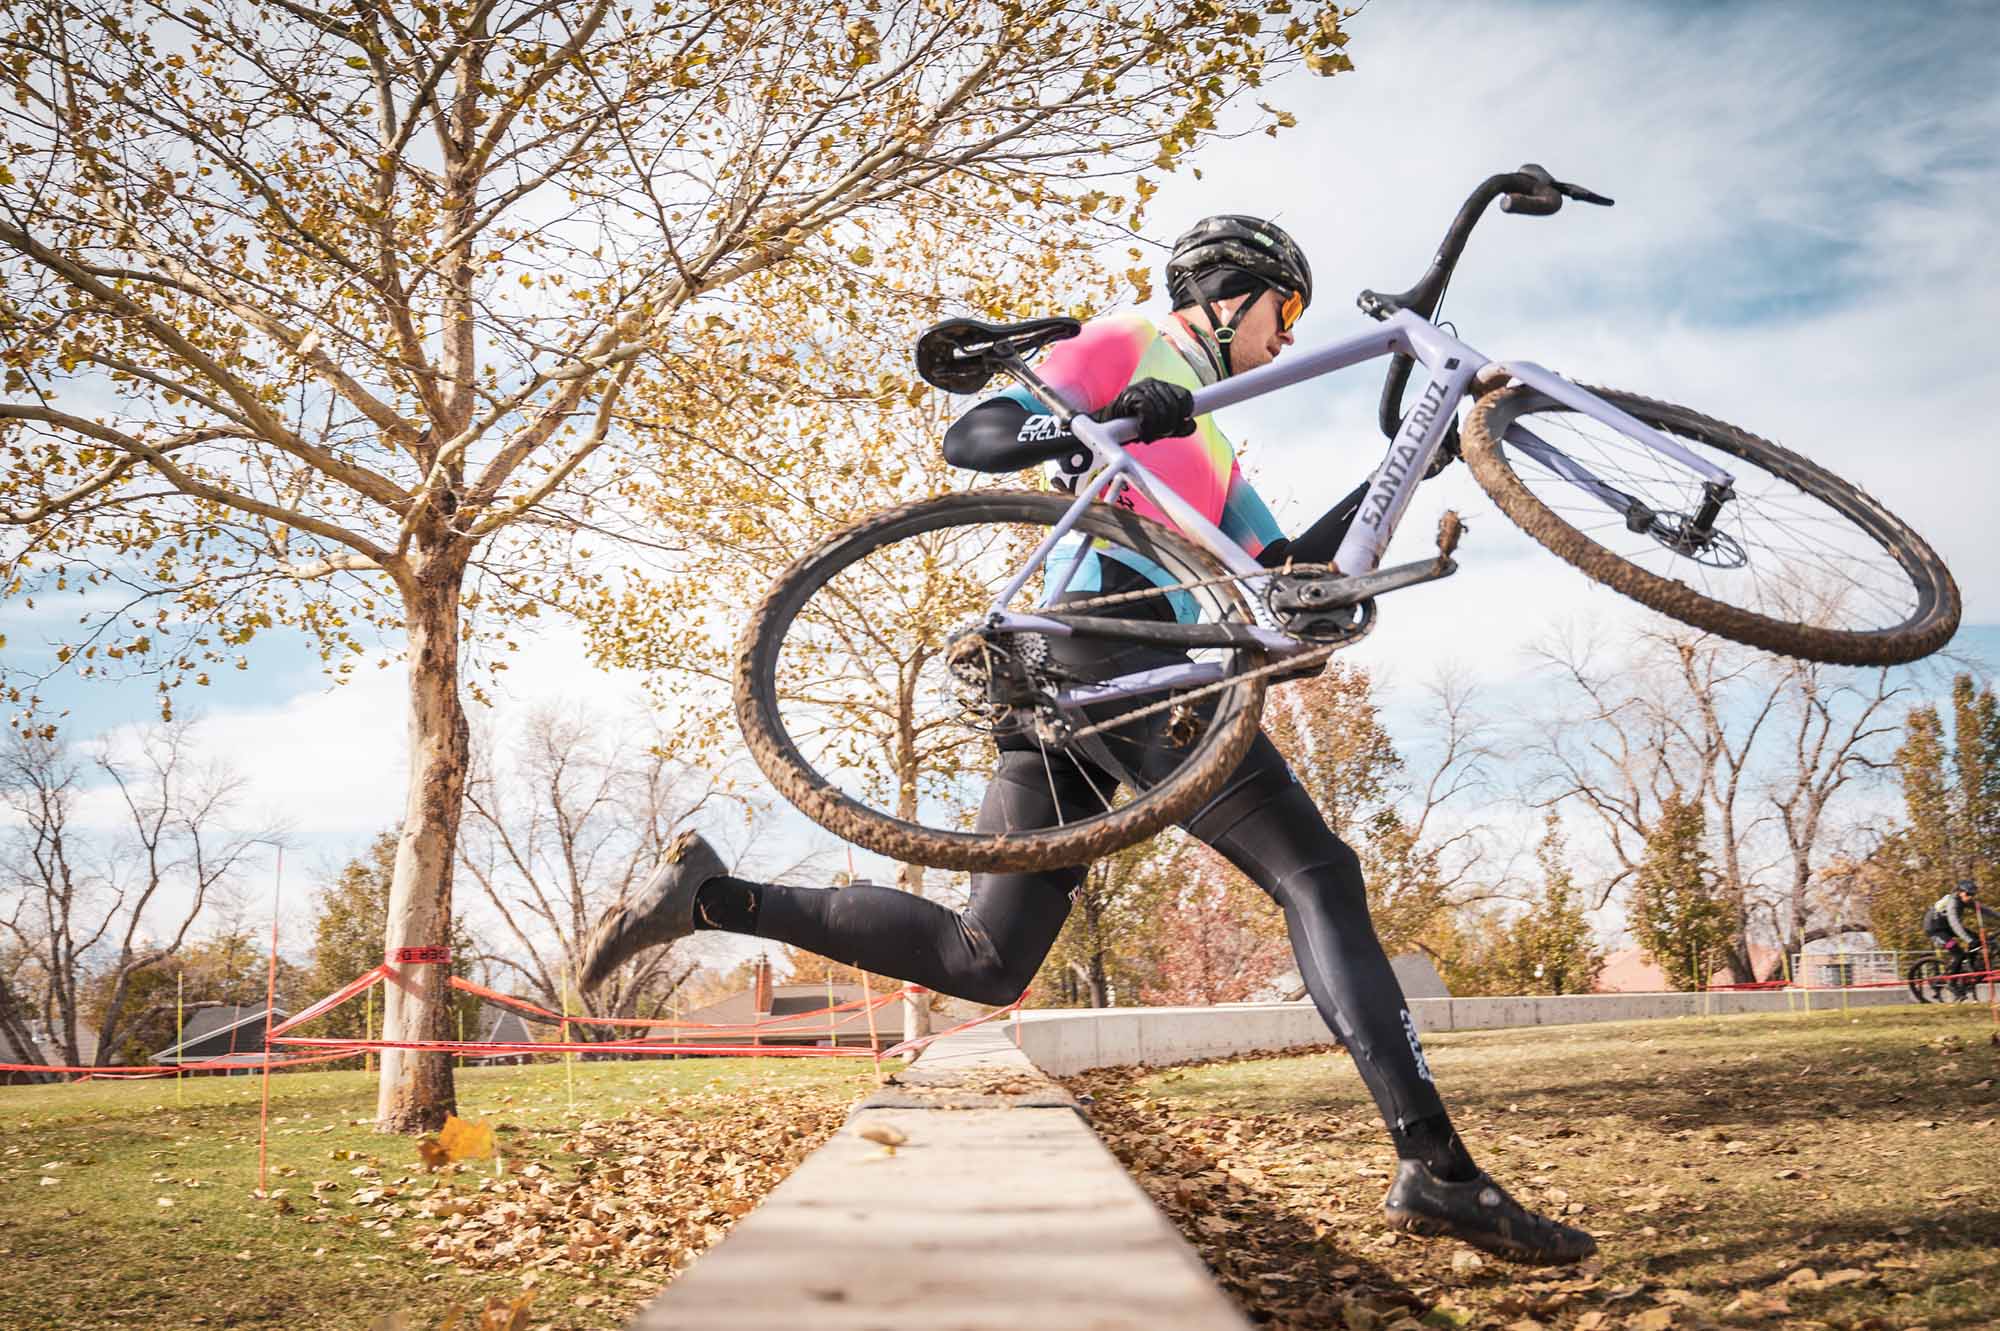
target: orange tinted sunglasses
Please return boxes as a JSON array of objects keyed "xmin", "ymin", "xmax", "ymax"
[{"xmin": 1278, "ymin": 289, "xmax": 1304, "ymax": 331}]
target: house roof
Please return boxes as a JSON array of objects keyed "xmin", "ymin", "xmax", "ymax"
[
  {"xmin": 675, "ymin": 982, "xmax": 906, "ymax": 1042},
  {"xmin": 1, "ymin": 1023, "xmax": 99, "ymax": 1068},
  {"xmin": 1595, "ymin": 945, "xmax": 1782, "ymax": 992},
  {"xmin": 0, "ymin": 1026, "xmax": 48, "ymax": 1064},
  {"xmin": 468, "ymin": 1008, "xmax": 539, "ymax": 1054},
  {"xmin": 179, "ymin": 1005, "xmax": 272, "ymax": 1044},
  {"xmin": 152, "ymin": 1005, "xmax": 290, "ymax": 1063}
]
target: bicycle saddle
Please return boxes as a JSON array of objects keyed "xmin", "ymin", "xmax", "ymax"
[{"xmin": 915, "ymin": 316, "xmax": 1082, "ymax": 393}]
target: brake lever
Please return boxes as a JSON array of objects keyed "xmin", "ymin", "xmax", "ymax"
[{"xmin": 1555, "ymin": 179, "xmax": 1614, "ymax": 206}]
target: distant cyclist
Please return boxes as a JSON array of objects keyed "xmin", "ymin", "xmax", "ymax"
[
  {"xmin": 1924, "ymin": 879, "xmax": 1999, "ymax": 962},
  {"xmin": 581, "ymin": 216, "xmax": 1593, "ymax": 1265}
]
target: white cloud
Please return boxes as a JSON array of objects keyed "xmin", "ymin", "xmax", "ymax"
[
  {"xmin": 1125, "ymin": 0, "xmax": 1999, "ymax": 688},
  {"xmin": 11, "ymin": 2, "xmax": 1993, "ymax": 969}
]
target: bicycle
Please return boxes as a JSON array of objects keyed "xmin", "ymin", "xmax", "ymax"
[
  {"xmin": 735, "ymin": 164, "xmax": 1961, "ymax": 874},
  {"xmin": 1908, "ymin": 946, "xmax": 1992, "ymax": 1004}
]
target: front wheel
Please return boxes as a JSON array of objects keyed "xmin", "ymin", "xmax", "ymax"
[
  {"xmin": 735, "ymin": 490, "xmax": 1271, "ymax": 873},
  {"xmin": 1464, "ymin": 385, "xmax": 1960, "ymax": 665}
]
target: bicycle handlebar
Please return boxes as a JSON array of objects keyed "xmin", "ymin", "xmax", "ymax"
[{"xmin": 1363, "ymin": 163, "xmax": 1613, "ymax": 439}]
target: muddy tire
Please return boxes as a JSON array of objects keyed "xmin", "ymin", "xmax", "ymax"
[
  {"xmin": 734, "ymin": 490, "xmax": 1269, "ymax": 873},
  {"xmin": 1463, "ymin": 385, "xmax": 1959, "ymax": 666},
  {"xmin": 1908, "ymin": 956, "xmax": 1944, "ymax": 1004}
]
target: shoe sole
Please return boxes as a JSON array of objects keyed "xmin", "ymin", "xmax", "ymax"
[{"xmin": 1384, "ymin": 1208, "xmax": 1596, "ymax": 1266}]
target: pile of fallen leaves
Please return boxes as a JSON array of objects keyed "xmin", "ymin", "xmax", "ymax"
[
  {"xmin": 1070, "ymin": 1012, "xmax": 2000, "ymax": 1331},
  {"xmin": 1074, "ymin": 1068, "xmax": 1439, "ymax": 1330},
  {"xmin": 404, "ymin": 1087, "xmax": 848, "ymax": 1278}
]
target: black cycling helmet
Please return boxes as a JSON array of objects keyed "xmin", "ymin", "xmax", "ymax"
[
  {"xmin": 1165, "ymin": 215, "xmax": 1312, "ymax": 377},
  {"xmin": 1957, "ymin": 878, "xmax": 1978, "ymax": 897}
]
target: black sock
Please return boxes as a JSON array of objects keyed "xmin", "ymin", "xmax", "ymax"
[
  {"xmin": 693, "ymin": 875, "xmax": 762, "ymax": 933},
  {"xmin": 1391, "ymin": 1111, "xmax": 1479, "ymax": 1182}
]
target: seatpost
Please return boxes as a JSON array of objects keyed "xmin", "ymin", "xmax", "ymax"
[{"xmin": 992, "ymin": 344, "xmax": 1083, "ymax": 425}]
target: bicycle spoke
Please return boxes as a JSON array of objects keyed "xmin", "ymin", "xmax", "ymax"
[
  {"xmin": 761, "ymin": 504, "xmax": 1260, "ymax": 846},
  {"xmin": 1501, "ymin": 402, "xmax": 1925, "ymax": 637}
]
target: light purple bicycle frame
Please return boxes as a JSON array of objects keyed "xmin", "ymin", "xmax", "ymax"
[{"xmin": 984, "ymin": 307, "xmax": 1736, "ymax": 708}]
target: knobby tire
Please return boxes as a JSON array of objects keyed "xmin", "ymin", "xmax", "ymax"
[
  {"xmin": 1464, "ymin": 385, "xmax": 1959, "ymax": 666},
  {"xmin": 734, "ymin": 490, "xmax": 1269, "ymax": 873}
]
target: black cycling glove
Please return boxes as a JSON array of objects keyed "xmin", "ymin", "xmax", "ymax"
[{"xmin": 1092, "ymin": 378, "xmax": 1196, "ymax": 443}]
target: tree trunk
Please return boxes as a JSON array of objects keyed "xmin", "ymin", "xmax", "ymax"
[
  {"xmin": 376, "ymin": 549, "xmax": 470, "ymax": 1132},
  {"xmin": 0, "ymin": 973, "xmax": 53, "ymax": 1084}
]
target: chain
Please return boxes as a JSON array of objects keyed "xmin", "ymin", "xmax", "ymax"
[
  {"xmin": 1065, "ymin": 632, "xmax": 1358, "ymax": 741},
  {"xmin": 1040, "ymin": 560, "xmax": 1335, "ymax": 616},
  {"xmin": 995, "ymin": 561, "xmax": 1351, "ymax": 741}
]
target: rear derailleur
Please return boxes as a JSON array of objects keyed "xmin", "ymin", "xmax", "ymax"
[{"xmin": 946, "ymin": 624, "xmax": 1071, "ymax": 746}]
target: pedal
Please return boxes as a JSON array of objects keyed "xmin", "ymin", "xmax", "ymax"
[{"xmin": 1437, "ymin": 510, "xmax": 1463, "ymax": 557}]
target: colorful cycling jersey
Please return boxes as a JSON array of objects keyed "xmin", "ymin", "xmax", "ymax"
[{"xmin": 990, "ymin": 310, "xmax": 1283, "ymax": 620}]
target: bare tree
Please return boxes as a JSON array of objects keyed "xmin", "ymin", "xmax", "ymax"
[
  {"xmin": 1263, "ymin": 660, "xmax": 1500, "ymax": 956},
  {"xmin": 1530, "ymin": 619, "xmax": 1914, "ymax": 980},
  {"xmin": 0, "ymin": 722, "xmax": 267, "ymax": 1066},
  {"xmin": 458, "ymin": 705, "xmax": 765, "ymax": 1030},
  {"xmin": 1759, "ymin": 657, "xmax": 1908, "ymax": 960}
]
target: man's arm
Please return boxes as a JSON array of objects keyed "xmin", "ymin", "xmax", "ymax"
[
  {"xmin": 940, "ymin": 315, "xmax": 1156, "ymax": 474},
  {"xmin": 1254, "ymin": 477, "xmax": 1372, "ymax": 568},
  {"xmin": 1947, "ymin": 895, "xmax": 1981, "ymax": 945},
  {"xmin": 941, "ymin": 397, "xmax": 1075, "ymax": 472}
]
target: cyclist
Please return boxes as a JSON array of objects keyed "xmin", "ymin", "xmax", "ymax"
[
  {"xmin": 1924, "ymin": 879, "xmax": 1998, "ymax": 969},
  {"xmin": 581, "ymin": 216, "xmax": 1594, "ymax": 1265}
]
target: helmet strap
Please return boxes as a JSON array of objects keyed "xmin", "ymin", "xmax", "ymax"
[{"xmin": 1184, "ymin": 270, "xmax": 1271, "ymax": 379}]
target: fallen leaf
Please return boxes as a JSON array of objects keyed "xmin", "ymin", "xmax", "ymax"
[
  {"xmin": 438, "ymin": 1114, "xmax": 496, "ymax": 1163},
  {"xmin": 1451, "ymin": 1249, "xmax": 1484, "ymax": 1276},
  {"xmin": 857, "ymin": 1124, "xmax": 908, "ymax": 1155},
  {"xmin": 1722, "ymin": 1292, "xmax": 1791, "ymax": 1320},
  {"xmin": 1626, "ymin": 1309, "xmax": 1674, "ymax": 1331}
]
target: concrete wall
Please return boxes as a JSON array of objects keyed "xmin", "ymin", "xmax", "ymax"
[{"xmin": 1014, "ymin": 987, "xmax": 1915, "ymax": 1077}]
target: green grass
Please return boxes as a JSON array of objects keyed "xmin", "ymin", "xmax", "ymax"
[
  {"xmin": 1075, "ymin": 1006, "xmax": 2000, "ymax": 1331},
  {"xmin": 1, "ymin": 1056, "xmax": 882, "ymax": 1331}
]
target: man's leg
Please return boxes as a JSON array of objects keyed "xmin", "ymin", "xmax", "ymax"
[
  {"xmin": 1165, "ymin": 730, "xmax": 1595, "ymax": 1264},
  {"xmin": 1168, "ymin": 733, "xmax": 1452, "ymax": 1150},
  {"xmin": 689, "ymin": 748, "xmax": 1098, "ymax": 1006}
]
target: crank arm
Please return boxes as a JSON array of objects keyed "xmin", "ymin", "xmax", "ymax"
[{"xmin": 1270, "ymin": 553, "xmax": 1458, "ymax": 615}]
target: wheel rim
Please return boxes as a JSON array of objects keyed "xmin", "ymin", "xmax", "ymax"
[
  {"xmin": 741, "ymin": 493, "xmax": 1266, "ymax": 866},
  {"xmin": 1485, "ymin": 391, "xmax": 1947, "ymax": 646}
]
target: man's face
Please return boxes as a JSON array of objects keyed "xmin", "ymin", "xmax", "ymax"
[{"xmin": 1219, "ymin": 288, "xmax": 1297, "ymax": 374}]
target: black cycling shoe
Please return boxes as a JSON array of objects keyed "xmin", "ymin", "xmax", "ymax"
[
  {"xmin": 579, "ymin": 831, "xmax": 726, "ymax": 992},
  {"xmin": 1383, "ymin": 1161, "xmax": 1597, "ymax": 1265}
]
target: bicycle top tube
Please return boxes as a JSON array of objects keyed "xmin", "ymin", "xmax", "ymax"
[{"xmin": 1062, "ymin": 310, "xmax": 1465, "ymax": 445}]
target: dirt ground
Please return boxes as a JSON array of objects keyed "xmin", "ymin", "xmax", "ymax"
[{"xmin": 1068, "ymin": 1006, "xmax": 2000, "ymax": 1331}]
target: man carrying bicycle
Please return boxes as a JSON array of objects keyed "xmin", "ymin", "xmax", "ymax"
[{"xmin": 580, "ymin": 217, "xmax": 1595, "ymax": 1265}]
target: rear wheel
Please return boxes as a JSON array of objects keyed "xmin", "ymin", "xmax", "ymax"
[
  {"xmin": 734, "ymin": 490, "xmax": 1271, "ymax": 873},
  {"xmin": 1907, "ymin": 956, "xmax": 1947, "ymax": 1004},
  {"xmin": 1464, "ymin": 385, "xmax": 1959, "ymax": 665}
]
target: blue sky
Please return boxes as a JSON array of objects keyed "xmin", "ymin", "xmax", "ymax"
[{"xmin": 4, "ymin": 0, "xmax": 1996, "ymax": 955}]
